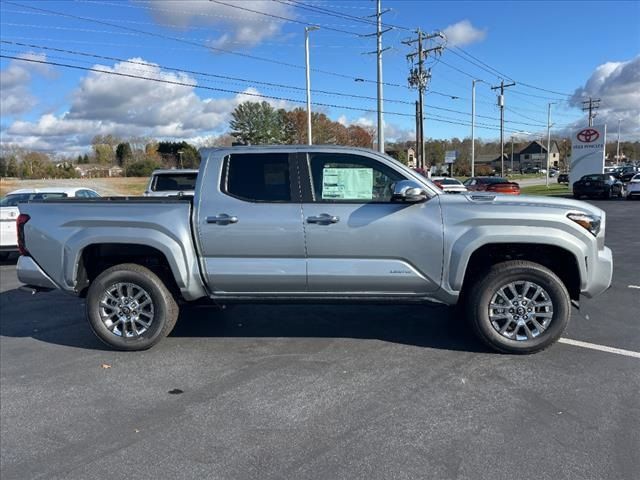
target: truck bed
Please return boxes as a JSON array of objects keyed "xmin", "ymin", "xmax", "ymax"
[{"xmin": 18, "ymin": 197, "xmax": 207, "ymax": 300}]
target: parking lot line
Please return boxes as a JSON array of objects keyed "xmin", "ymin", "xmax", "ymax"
[
  {"xmin": 628, "ymin": 285, "xmax": 640, "ymax": 289},
  {"xmin": 559, "ymin": 338, "xmax": 640, "ymax": 359}
]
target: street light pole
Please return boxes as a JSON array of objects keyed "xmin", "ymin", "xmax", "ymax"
[
  {"xmin": 471, "ymin": 79, "xmax": 482, "ymax": 178},
  {"xmin": 546, "ymin": 102, "xmax": 555, "ymax": 187},
  {"xmin": 305, "ymin": 26, "xmax": 319, "ymax": 146},
  {"xmin": 616, "ymin": 119, "xmax": 621, "ymax": 165},
  {"xmin": 510, "ymin": 136, "xmax": 514, "ymax": 174}
]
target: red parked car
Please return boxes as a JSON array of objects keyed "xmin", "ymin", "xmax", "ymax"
[{"xmin": 463, "ymin": 177, "xmax": 520, "ymax": 195}]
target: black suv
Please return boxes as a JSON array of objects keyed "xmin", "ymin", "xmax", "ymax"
[{"xmin": 573, "ymin": 174, "xmax": 624, "ymax": 199}]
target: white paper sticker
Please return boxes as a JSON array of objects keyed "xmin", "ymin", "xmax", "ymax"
[{"xmin": 322, "ymin": 168, "xmax": 373, "ymax": 200}]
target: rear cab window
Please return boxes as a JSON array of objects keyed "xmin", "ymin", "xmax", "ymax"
[{"xmin": 152, "ymin": 173, "xmax": 198, "ymax": 192}]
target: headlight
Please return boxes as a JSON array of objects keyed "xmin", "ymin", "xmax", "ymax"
[{"xmin": 567, "ymin": 212, "xmax": 601, "ymax": 236}]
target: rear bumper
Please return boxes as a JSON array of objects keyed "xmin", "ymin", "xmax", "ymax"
[
  {"xmin": 581, "ymin": 247, "xmax": 613, "ymax": 299},
  {"xmin": 0, "ymin": 245, "xmax": 18, "ymax": 253},
  {"xmin": 16, "ymin": 255, "xmax": 59, "ymax": 291}
]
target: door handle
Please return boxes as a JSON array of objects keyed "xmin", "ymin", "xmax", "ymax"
[
  {"xmin": 306, "ymin": 213, "xmax": 339, "ymax": 224},
  {"xmin": 206, "ymin": 214, "xmax": 238, "ymax": 225}
]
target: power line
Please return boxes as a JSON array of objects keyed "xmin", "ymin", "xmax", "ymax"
[
  {"xmin": 207, "ymin": 0, "xmax": 360, "ymax": 36},
  {"xmin": 274, "ymin": 0, "xmax": 413, "ymax": 32},
  {"xmin": 1, "ymin": 40, "xmax": 550, "ymax": 129},
  {"xmin": 0, "ymin": 0, "xmax": 398, "ymax": 87},
  {"xmin": 0, "ymin": 53, "xmax": 528, "ymax": 134}
]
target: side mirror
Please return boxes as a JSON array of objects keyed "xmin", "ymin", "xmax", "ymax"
[{"xmin": 392, "ymin": 180, "xmax": 427, "ymax": 202}]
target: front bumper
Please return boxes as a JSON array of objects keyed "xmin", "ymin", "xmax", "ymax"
[
  {"xmin": 581, "ymin": 246, "xmax": 613, "ymax": 298},
  {"xmin": 16, "ymin": 255, "xmax": 59, "ymax": 291}
]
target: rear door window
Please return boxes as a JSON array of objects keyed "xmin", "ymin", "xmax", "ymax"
[{"xmin": 222, "ymin": 153, "xmax": 294, "ymax": 202}]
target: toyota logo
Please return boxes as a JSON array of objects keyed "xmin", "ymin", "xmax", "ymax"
[{"xmin": 577, "ymin": 128, "xmax": 600, "ymax": 143}]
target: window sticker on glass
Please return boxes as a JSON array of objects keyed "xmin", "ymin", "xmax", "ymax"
[{"xmin": 322, "ymin": 167, "xmax": 373, "ymax": 200}]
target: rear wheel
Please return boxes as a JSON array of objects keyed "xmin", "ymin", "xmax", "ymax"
[
  {"xmin": 86, "ymin": 263, "xmax": 179, "ymax": 351},
  {"xmin": 465, "ymin": 260, "xmax": 570, "ymax": 354},
  {"xmin": 0, "ymin": 252, "xmax": 10, "ymax": 261}
]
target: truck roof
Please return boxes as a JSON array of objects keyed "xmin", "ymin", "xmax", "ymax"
[
  {"xmin": 150, "ymin": 169, "xmax": 199, "ymax": 175},
  {"xmin": 200, "ymin": 145, "xmax": 386, "ymax": 156}
]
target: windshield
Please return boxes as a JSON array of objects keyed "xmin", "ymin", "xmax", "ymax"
[
  {"xmin": 151, "ymin": 173, "xmax": 197, "ymax": 192},
  {"xmin": 0, "ymin": 192, "xmax": 67, "ymax": 206},
  {"xmin": 440, "ymin": 178, "xmax": 462, "ymax": 186},
  {"xmin": 582, "ymin": 175, "xmax": 603, "ymax": 181},
  {"xmin": 481, "ymin": 177, "xmax": 509, "ymax": 184}
]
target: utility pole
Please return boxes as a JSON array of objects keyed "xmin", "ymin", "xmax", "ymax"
[
  {"xmin": 415, "ymin": 101, "xmax": 421, "ymax": 169},
  {"xmin": 491, "ymin": 79, "xmax": 516, "ymax": 176},
  {"xmin": 305, "ymin": 26, "xmax": 319, "ymax": 145},
  {"xmin": 404, "ymin": 29, "xmax": 443, "ymax": 170},
  {"xmin": 546, "ymin": 102, "xmax": 555, "ymax": 187},
  {"xmin": 510, "ymin": 136, "xmax": 514, "ymax": 174},
  {"xmin": 616, "ymin": 118, "xmax": 621, "ymax": 165},
  {"xmin": 581, "ymin": 97, "xmax": 600, "ymax": 127},
  {"xmin": 471, "ymin": 79, "xmax": 484, "ymax": 177},
  {"xmin": 375, "ymin": 0, "xmax": 384, "ymax": 153},
  {"xmin": 363, "ymin": 1, "xmax": 391, "ymax": 153}
]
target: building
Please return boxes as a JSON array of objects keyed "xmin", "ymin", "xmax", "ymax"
[
  {"xmin": 474, "ymin": 153, "xmax": 513, "ymax": 173},
  {"xmin": 385, "ymin": 147, "xmax": 416, "ymax": 167},
  {"xmin": 519, "ymin": 140, "xmax": 560, "ymax": 170},
  {"xmin": 474, "ymin": 141, "xmax": 561, "ymax": 174},
  {"xmin": 76, "ymin": 164, "xmax": 124, "ymax": 178}
]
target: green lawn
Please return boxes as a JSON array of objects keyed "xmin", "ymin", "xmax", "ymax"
[{"xmin": 520, "ymin": 184, "xmax": 571, "ymax": 196}]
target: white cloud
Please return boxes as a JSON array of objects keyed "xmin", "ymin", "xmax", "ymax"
[
  {"xmin": 0, "ymin": 52, "xmax": 53, "ymax": 116},
  {"xmin": 443, "ymin": 20, "xmax": 487, "ymax": 47},
  {"xmin": 146, "ymin": 0, "xmax": 293, "ymax": 49},
  {"xmin": 568, "ymin": 56, "xmax": 640, "ymax": 139},
  {"xmin": 338, "ymin": 114, "xmax": 414, "ymax": 142},
  {"xmin": 1, "ymin": 57, "xmax": 291, "ymax": 153}
]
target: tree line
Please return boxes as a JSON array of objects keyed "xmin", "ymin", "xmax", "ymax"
[{"xmin": 1, "ymin": 100, "xmax": 638, "ymax": 179}]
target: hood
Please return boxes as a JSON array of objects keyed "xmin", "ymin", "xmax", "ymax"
[{"xmin": 457, "ymin": 192, "xmax": 604, "ymax": 218}]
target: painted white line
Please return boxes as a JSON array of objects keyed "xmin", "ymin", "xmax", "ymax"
[
  {"xmin": 559, "ymin": 338, "xmax": 640, "ymax": 359},
  {"xmin": 628, "ymin": 285, "xmax": 640, "ymax": 289}
]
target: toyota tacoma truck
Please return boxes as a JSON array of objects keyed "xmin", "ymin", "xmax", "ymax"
[{"xmin": 15, "ymin": 146, "xmax": 613, "ymax": 354}]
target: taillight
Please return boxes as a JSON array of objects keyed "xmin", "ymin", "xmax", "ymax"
[{"xmin": 17, "ymin": 214, "xmax": 30, "ymax": 256}]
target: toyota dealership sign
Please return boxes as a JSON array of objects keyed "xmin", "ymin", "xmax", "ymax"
[{"xmin": 570, "ymin": 124, "xmax": 606, "ymax": 188}]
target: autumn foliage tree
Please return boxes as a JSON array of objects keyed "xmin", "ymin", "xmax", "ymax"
[{"xmin": 229, "ymin": 102, "xmax": 374, "ymax": 147}]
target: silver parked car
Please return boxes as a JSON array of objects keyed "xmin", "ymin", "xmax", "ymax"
[{"xmin": 16, "ymin": 146, "xmax": 612, "ymax": 354}]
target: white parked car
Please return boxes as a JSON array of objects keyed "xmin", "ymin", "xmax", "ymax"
[
  {"xmin": 431, "ymin": 177, "xmax": 468, "ymax": 193},
  {"xmin": 144, "ymin": 169, "xmax": 198, "ymax": 197},
  {"xmin": 0, "ymin": 187, "xmax": 100, "ymax": 259},
  {"xmin": 626, "ymin": 173, "xmax": 640, "ymax": 200}
]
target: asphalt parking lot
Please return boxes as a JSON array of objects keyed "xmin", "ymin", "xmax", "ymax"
[{"xmin": 1, "ymin": 199, "xmax": 638, "ymax": 480}]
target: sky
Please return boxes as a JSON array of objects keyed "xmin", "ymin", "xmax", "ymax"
[{"xmin": 0, "ymin": 0, "xmax": 639, "ymax": 155}]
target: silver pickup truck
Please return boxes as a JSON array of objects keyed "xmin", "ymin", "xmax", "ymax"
[{"xmin": 16, "ymin": 146, "xmax": 613, "ymax": 354}]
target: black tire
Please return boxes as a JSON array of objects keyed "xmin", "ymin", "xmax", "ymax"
[
  {"xmin": 86, "ymin": 263, "xmax": 179, "ymax": 351},
  {"xmin": 604, "ymin": 188, "xmax": 612, "ymax": 199},
  {"xmin": 465, "ymin": 260, "xmax": 570, "ymax": 354},
  {"xmin": 573, "ymin": 193, "xmax": 580, "ymax": 199},
  {"xmin": 0, "ymin": 252, "xmax": 10, "ymax": 261}
]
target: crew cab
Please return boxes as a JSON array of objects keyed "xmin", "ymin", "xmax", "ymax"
[{"xmin": 16, "ymin": 146, "xmax": 612, "ymax": 354}]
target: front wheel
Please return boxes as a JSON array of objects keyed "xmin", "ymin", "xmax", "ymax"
[
  {"xmin": 86, "ymin": 263, "xmax": 179, "ymax": 351},
  {"xmin": 465, "ymin": 260, "xmax": 570, "ymax": 354}
]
